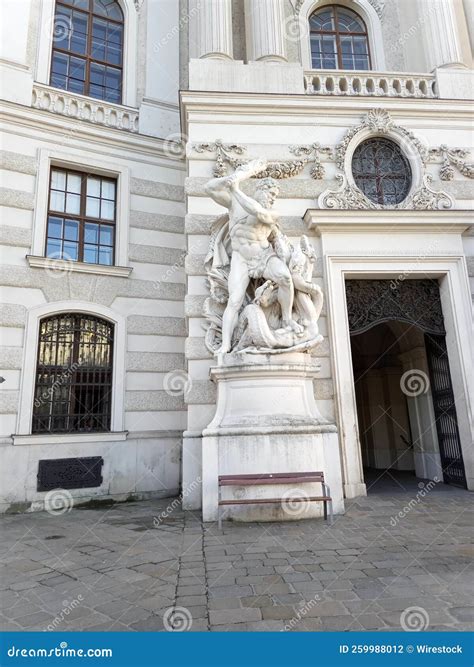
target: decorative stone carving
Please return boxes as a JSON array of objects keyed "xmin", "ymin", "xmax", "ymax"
[
  {"xmin": 194, "ymin": 140, "xmax": 332, "ymax": 180},
  {"xmin": 319, "ymin": 108, "xmax": 455, "ymax": 210},
  {"xmin": 367, "ymin": 0, "xmax": 385, "ymax": 19},
  {"xmin": 334, "ymin": 108, "xmax": 427, "ymax": 172},
  {"xmin": 345, "ymin": 279, "xmax": 445, "ymax": 335},
  {"xmin": 319, "ymin": 173, "xmax": 453, "ymax": 211},
  {"xmin": 133, "ymin": 0, "xmax": 144, "ymax": 10},
  {"xmin": 289, "ymin": 143, "xmax": 332, "ymax": 179},
  {"xmin": 203, "ymin": 159, "xmax": 325, "ymax": 356},
  {"xmin": 194, "ymin": 141, "xmax": 246, "ymax": 177},
  {"xmin": 428, "ymin": 145, "xmax": 474, "ymax": 181}
]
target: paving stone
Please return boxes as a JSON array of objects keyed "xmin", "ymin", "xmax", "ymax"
[
  {"xmin": 209, "ymin": 608, "xmax": 262, "ymax": 626},
  {"xmin": 240, "ymin": 596, "xmax": 273, "ymax": 608},
  {"xmin": 208, "ymin": 585, "xmax": 253, "ymax": 598},
  {"xmin": 261, "ymin": 606, "xmax": 297, "ymax": 621},
  {"xmin": 208, "ymin": 598, "xmax": 241, "ymax": 610},
  {"xmin": 445, "ymin": 607, "xmax": 474, "ymax": 622}
]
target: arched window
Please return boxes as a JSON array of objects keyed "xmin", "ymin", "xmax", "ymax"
[
  {"xmin": 309, "ymin": 5, "xmax": 371, "ymax": 70},
  {"xmin": 32, "ymin": 314, "xmax": 114, "ymax": 433},
  {"xmin": 50, "ymin": 0, "xmax": 124, "ymax": 103},
  {"xmin": 352, "ymin": 138, "xmax": 412, "ymax": 206}
]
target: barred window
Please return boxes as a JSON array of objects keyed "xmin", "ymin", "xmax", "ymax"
[
  {"xmin": 32, "ymin": 314, "xmax": 114, "ymax": 434},
  {"xmin": 352, "ymin": 138, "xmax": 412, "ymax": 206},
  {"xmin": 46, "ymin": 168, "xmax": 116, "ymax": 265},
  {"xmin": 310, "ymin": 5, "xmax": 371, "ymax": 70},
  {"xmin": 50, "ymin": 0, "xmax": 124, "ymax": 103}
]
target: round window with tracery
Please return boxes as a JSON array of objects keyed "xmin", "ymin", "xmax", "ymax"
[{"xmin": 351, "ymin": 138, "xmax": 412, "ymax": 206}]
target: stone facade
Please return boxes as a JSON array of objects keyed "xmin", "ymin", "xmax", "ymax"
[{"xmin": 0, "ymin": 0, "xmax": 473, "ymax": 513}]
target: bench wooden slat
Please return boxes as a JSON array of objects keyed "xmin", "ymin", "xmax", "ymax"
[
  {"xmin": 219, "ymin": 472, "xmax": 324, "ymax": 482},
  {"xmin": 219, "ymin": 496, "xmax": 331, "ymax": 506},
  {"xmin": 219, "ymin": 476, "xmax": 324, "ymax": 486}
]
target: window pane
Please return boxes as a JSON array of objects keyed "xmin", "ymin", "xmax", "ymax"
[
  {"xmin": 99, "ymin": 247, "xmax": 113, "ymax": 265},
  {"xmin": 93, "ymin": 0, "xmax": 123, "ymax": 20},
  {"xmin": 87, "ymin": 177, "xmax": 101, "ymax": 197},
  {"xmin": 67, "ymin": 173, "xmax": 82, "ymax": 194},
  {"xmin": 50, "ymin": 191, "xmax": 65, "ymax": 212},
  {"xmin": 66, "ymin": 193, "xmax": 81, "ymax": 214},
  {"xmin": 63, "ymin": 240, "xmax": 79, "ymax": 260},
  {"xmin": 46, "ymin": 239, "xmax": 62, "ymax": 258},
  {"xmin": 47, "ymin": 216, "xmax": 63, "ymax": 239},
  {"xmin": 100, "ymin": 199, "xmax": 114, "ymax": 220},
  {"xmin": 84, "ymin": 244, "xmax": 98, "ymax": 263},
  {"xmin": 101, "ymin": 180, "xmax": 115, "ymax": 200},
  {"xmin": 99, "ymin": 225, "xmax": 114, "ymax": 246},
  {"xmin": 310, "ymin": 9, "xmax": 335, "ymax": 31},
  {"xmin": 64, "ymin": 219, "xmax": 79, "ymax": 241},
  {"xmin": 85, "ymin": 222, "xmax": 99, "ymax": 243},
  {"xmin": 51, "ymin": 170, "xmax": 66, "ymax": 191},
  {"xmin": 60, "ymin": 0, "xmax": 89, "ymax": 9},
  {"xmin": 86, "ymin": 196, "xmax": 100, "ymax": 217},
  {"xmin": 51, "ymin": 52, "xmax": 68, "ymax": 76},
  {"xmin": 337, "ymin": 8, "xmax": 366, "ymax": 33}
]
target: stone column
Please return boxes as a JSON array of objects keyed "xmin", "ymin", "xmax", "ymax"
[
  {"xmin": 420, "ymin": 0, "xmax": 465, "ymax": 69},
  {"xmin": 245, "ymin": 0, "xmax": 288, "ymax": 62},
  {"xmin": 190, "ymin": 0, "xmax": 233, "ymax": 60}
]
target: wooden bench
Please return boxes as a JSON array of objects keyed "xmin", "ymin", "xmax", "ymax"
[{"xmin": 217, "ymin": 471, "xmax": 333, "ymax": 529}]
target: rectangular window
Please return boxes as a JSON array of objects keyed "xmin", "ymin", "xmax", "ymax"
[
  {"xmin": 32, "ymin": 314, "xmax": 113, "ymax": 434},
  {"xmin": 46, "ymin": 168, "xmax": 116, "ymax": 265}
]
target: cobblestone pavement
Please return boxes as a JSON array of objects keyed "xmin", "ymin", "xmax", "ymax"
[{"xmin": 1, "ymin": 477, "xmax": 473, "ymax": 633}]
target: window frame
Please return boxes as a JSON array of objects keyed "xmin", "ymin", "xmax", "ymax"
[
  {"xmin": 14, "ymin": 302, "xmax": 126, "ymax": 443},
  {"xmin": 30, "ymin": 148, "xmax": 131, "ymax": 276},
  {"xmin": 309, "ymin": 4, "xmax": 372, "ymax": 71},
  {"xmin": 299, "ymin": 0, "xmax": 386, "ymax": 72},
  {"xmin": 50, "ymin": 0, "xmax": 124, "ymax": 104},
  {"xmin": 32, "ymin": 313, "xmax": 115, "ymax": 435},
  {"xmin": 36, "ymin": 0, "xmax": 138, "ymax": 108},
  {"xmin": 46, "ymin": 167, "xmax": 117, "ymax": 266}
]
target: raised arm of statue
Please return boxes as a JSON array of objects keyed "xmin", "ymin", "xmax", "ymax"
[
  {"xmin": 230, "ymin": 183, "xmax": 274, "ymax": 225},
  {"xmin": 204, "ymin": 175, "xmax": 234, "ymax": 210}
]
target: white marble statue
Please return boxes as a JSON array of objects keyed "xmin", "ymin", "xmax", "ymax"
[{"xmin": 203, "ymin": 159, "xmax": 324, "ymax": 355}]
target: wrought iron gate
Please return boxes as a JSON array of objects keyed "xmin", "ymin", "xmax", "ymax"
[{"xmin": 425, "ymin": 334, "xmax": 467, "ymax": 488}]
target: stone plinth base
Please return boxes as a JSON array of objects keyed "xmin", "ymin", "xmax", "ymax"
[{"xmin": 201, "ymin": 352, "xmax": 344, "ymax": 522}]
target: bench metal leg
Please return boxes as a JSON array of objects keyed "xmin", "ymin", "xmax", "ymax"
[
  {"xmin": 322, "ymin": 482, "xmax": 333, "ymax": 525},
  {"xmin": 218, "ymin": 485, "xmax": 222, "ymax": 530}
]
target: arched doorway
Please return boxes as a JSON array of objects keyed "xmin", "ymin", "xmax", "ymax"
[{"xmin": 346, "ymin": 278, "xmax": 467, "ymax": 491}]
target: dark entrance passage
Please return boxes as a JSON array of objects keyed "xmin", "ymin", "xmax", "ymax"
[{"xmin": 346, "ymin": 279, "xmax": 466, "ymax": 490}]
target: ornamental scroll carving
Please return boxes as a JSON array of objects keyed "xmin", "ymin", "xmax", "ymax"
[
  {"xmin": 193, "ymin": 141, "xmax": 329, "ymax": 180},
  {"xmin": 345, "ymin": 279, "xmax": 445, "ymax": 336}
]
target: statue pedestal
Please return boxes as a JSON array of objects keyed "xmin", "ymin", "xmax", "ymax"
[{"xmin": 202, "ymin": 352, "xmax": 344, "ymax": 522}]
